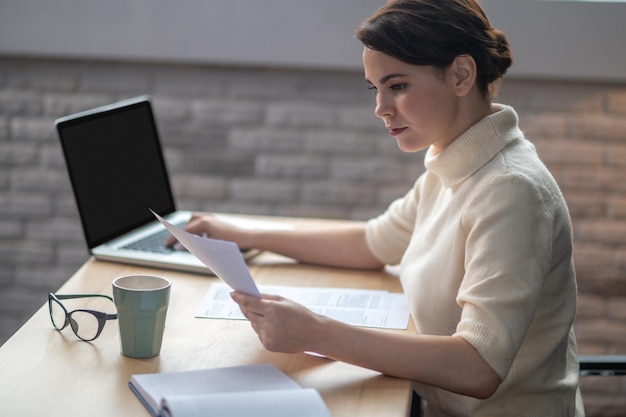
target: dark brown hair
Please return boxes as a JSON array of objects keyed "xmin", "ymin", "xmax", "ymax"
[{"xmin": 355, "ymin": 0, "xmax": 513, "ymax": 98}]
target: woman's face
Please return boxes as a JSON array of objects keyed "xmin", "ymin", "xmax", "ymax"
[{"xmin": 362, "ymin": 47, "xmax": 462, "ymax": 154}]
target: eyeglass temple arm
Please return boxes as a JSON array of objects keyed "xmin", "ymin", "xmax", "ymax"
[{"xmin": 51, "ymin": 293, "xmax": 114, "ymax": 302}]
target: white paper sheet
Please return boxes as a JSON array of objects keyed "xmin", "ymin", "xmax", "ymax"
[
  {"xmin": 152, "ymin": 210, "xmax": 261, "ymax": 298},
  {"xmin": 197, "ymin": 283, "xmax": 411, "ymax": 330}
]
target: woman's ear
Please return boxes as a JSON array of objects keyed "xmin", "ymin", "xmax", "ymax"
[{"xmin": 449, "ymin": 54, "xmax": 477, "ymax": 97}]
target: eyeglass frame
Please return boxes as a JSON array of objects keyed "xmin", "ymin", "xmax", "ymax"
[{"xmin": 48, "ymin": 293, "xmax": 118, "ymax": 342}]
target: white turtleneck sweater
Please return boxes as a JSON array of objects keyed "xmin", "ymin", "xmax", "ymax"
[{"xmin": 366, "ymin": 104, "xmax": 584, "ymax": 417}]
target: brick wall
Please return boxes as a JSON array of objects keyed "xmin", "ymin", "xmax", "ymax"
[{"xmin": 1, "ymin": 57, "xmax": 625, "ymax": 415}]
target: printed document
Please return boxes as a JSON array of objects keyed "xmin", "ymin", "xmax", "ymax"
[
  {"xmin": 152, "ymin": 210, "xmax": 261, "ymax": 297},
  {"xmin": 198, "ymin": 282, "xmax": 410, "ymax": 330}
]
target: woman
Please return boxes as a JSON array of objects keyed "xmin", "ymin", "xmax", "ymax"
[{"xmin": 167, "ymin": 1, "xmax": 584, "ymax": 415}]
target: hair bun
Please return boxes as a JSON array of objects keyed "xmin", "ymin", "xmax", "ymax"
[{"xmin": 490, "ymin": 27, "xmax": 513, "ymax": 77}]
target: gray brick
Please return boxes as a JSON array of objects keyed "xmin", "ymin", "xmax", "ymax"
[
  {"xmin": 79, "ymin": 63, "xmax": 152, "ymax": 93},
  {"xmin": 0, "ymin": 287, "xmax": 46, "ymax": 320},
  {"xmin": 0, "ymin": 90, "xmax": 43, "ymax": 116},
  {"xmin": 53, "ymin": 194, "xmax": 80, "ymax": 216},
  {"xmin": 0, "ymin": 117, "xmax": 8, "ymax": 140},
  {"xmin": 184, "ymin": 148, "xmax": 254, "ymax": 177},
  {"xmin": 378, "ymin": 184, "xmax": 412, "ymax": 205},
  {"xmin": 0, "ymin": 192, "xmax": 52, "ymax": 216},
  {"xmin": 4, "ymin": 62, "xmax": 78, "ymax": 91},
  {"xmin": 153, "ymin": 66, "xmax": 226, "ymax": 96},
  {"xmin": 349, "ymin": 206, "xmax": 386, "ymax": 221},
  {"xmin": 42, "ymin": 93, "xmax": 117, "ymax": 118},
  {"xmin": 229, "ymin": 179, "xmax": 298, "ymax": 203},
  {"xmin": 330, "ymin": 157, "xmax": 406, "ymax": 183},
  {"xmin": 0, "ymin": 316, "xmax": 25, "ymax": 346},
  {"xmin": 39, "ymin": 144, "xmax": 67, "ymax": 168},
  {"xmin": 298, "ymin": 72, "xmax": 371, "ymax": 103},
  {"xmin": 57, "ymin": 244, "xmax": 90, "ymax": 266},
  {"xmin": 0, "ymin": 142, "xmax": 38, "ymax": 165},
  {"xmin": 229, "ymin": 128, "xmax": 304, "ymax": 152},
  {"xmin": 199, "ymin": 201, "xmax": 274, "ymax": 216},
  {"xmin": 0, "ymin": 220, "xmax": 22, "ymax": 238},
  {"xmin": 0, "ymin": 240, "xmax": 52, "ymax": 265},
  {"xmin": 403, "ymin": 162, "xmax": 426, "ymax": 183},
  {"xmin": 302, "ymin": 181, "xmax": 376, "ymax": 206},
  {"xmin": 10, "ymin": 167, "xmax": 69, "ymax": 192},
  {"xmin": 172, "ymin": 175, "xmax": 228, "ymax": 199},
  {"xmin": 0, "ymin": 244, "xmax": 14, "ymax": 264},
  {"xmin": 25, "ymin": 218, "xmax": 83, "ymax": 242},
  {"xmin": 337, "ymin": 106, "xmax": 381, "ymax": 130},
  {"xmin": 10, "ymin": 117, "xmax": 57, "ymax": 142},
  {"xmin": 14, "ymin": 264, "xmax": 76, "ymax": 290},
  {"xmin": 0, "ymin": 262, "xmax": 14, "ymax": 284},
  {"xmin": 255, "ymin": 154, "xmax": 327, "ymax": 179},
  {"xmin": 190, "ymin": 99, "xmax": 264, "ymax": 126},
  {"xmin": 274, "ymin": 204, "xmax": 349, "ymax": 220},
  {"xmin": 375, "ymin": 132, "xmax": 405, "ymax": 156},
  {"xmin": 303, "ymin": 129, "xmax": 378, "ymax": 154},
  {"xmin": 266, "ymin": 102, "xmax": 335, "ymax": 128},
  {"xmin": 15, "ymin": 240, "xmax": 55, "ymax": 264},
  {"xmin": 151, "ymin": 96, "xmax": 192, "ymax": 123},
  {"xmin": 226, "ymin": 71, "xmax": 301, "ymax": 100}
]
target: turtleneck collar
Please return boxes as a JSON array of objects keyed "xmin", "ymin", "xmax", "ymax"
[{"xmin": 424, "ymin": 104, "xmax": 522, "ymax": 188}]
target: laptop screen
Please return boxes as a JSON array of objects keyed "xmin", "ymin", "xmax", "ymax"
[{"xmin": 56, "ymin": 97, "xmax": 176, "ymax": 248}]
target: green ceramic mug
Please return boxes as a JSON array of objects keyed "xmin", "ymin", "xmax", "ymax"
[{"xmin": 112, "ymin": 275, "xmax": 171, "ymax": 358}]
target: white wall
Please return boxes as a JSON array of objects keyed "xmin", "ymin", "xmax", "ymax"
[
  {"xmin": 481, "ymin": 0, "xmax": 626, "ymax": 82},
  {"xmin": 0, "ymin": 0, "xmax": 381, "ymax": 70},
  {"xmin": 1, "ymin": 0, "xmax": 625, "ymax": 81}
]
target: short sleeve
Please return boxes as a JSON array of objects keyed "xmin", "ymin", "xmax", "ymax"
[
  {"xmin": 454, "ymin": 173, "xmax": 557, "ymax": 379},
  {"xmin": 366, "ymin": 183, "xmax": 419, "ymax": 265}
]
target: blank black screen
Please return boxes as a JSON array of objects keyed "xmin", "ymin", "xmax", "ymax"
[{"xmin": 58, "ymin": 101, "xmax": 175, "ymax": 248}]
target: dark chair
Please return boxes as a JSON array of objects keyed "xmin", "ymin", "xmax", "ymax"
[{"xmin": 579, "ymin": 354, "xmax": 626, "ymax": 376}]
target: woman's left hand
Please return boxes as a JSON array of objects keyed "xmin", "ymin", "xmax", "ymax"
[{"xmin": 230, "ymin": 291, "xmax": 322, "ymax": 353}]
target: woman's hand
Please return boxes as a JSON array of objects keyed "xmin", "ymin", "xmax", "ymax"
[
  {"xmin": 230, "ymin": 291, "xmax": 323, "ymax": 353},
  {"xmin": 165, "ymin": 212, "xmax": 247, "ymax": 248}
]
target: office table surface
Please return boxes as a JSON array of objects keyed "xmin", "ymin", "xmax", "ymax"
[{"xmin": 0, "ymin": 255, "xmax": 414, "ymax": 417}]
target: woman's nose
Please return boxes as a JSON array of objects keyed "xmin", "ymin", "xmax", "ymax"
[{"xmin": 374, "ymin": 93, "xmax": 393, "ymax": 119}]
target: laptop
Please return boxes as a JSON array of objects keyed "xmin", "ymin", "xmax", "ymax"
[{"xmin": 55, "ymin": 95, "xmax": 261, "ymax": 275}]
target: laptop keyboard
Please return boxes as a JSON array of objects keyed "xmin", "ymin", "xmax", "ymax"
[{"xmin": 122, "ymin": 223, "xmax": 185, "ymax": 254}]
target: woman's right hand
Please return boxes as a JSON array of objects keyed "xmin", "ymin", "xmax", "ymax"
[{"xmin": 164, "ymin": 212, "xmax": 248, "ymax": 248}]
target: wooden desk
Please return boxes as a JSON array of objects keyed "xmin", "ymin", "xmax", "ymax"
[{"xmin": 0, "ymin": 249, "xmax": 413, "ymax": 416}]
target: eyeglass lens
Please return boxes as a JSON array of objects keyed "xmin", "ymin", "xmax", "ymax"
[{"xmin": 49, "ymin": 297, "xmax": 103, "ymax": 341}]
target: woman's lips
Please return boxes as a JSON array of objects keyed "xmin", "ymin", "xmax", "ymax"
[{"xmin": 388, "ymin": 127, "xmax": 407, "ymax": 136}]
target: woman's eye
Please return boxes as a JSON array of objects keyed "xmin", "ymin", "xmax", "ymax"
[
  {"xmin": 390, "ymin": 83, "xmax": 406, "ymax": 91},
  {"xmin": 367, "ymin": 85, "xmax": 378, "ymax": 93}
]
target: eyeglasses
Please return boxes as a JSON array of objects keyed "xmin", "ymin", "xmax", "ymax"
[{"xmin": 48, "ymin": 293, "xmax": 117, "ymax": 342}]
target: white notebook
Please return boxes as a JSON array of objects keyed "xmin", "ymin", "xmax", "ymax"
[{"xmin": 129, "ymin": 363, "xmax": 331, "ymax": 417}]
